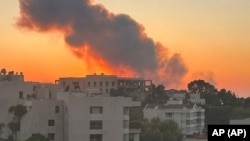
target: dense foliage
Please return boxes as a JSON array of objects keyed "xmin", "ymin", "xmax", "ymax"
[
  {"xmin": 188, "ymin": 79, "xmax": 250, "ymax": 132},
  {"xmin": 141, "ymin": 118, "xmax": 182, "ymax": 141}
]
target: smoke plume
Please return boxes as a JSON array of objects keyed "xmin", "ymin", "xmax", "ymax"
[{"xmin": 17, "ymin": 0, "xmax": 188, "ymax": 87}]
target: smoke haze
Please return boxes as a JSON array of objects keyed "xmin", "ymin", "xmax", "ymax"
[{"xmin": 17, "ymin": 0, "xmax": 188, "ymax": 87}]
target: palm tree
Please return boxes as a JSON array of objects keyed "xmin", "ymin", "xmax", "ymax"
[{"xmin": 8, "ymin": 104, "xmax": 27, "ymax": 141}]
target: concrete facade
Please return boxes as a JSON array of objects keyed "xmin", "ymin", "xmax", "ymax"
[
  {"xmin": 0, "ymin": 77, "xmax": 59, "ymax": 139},
  {"xmin": 143, "ymin": 104, "xmax": 205, "ymax": 136},
  {"xmin": 20, "ymin": 100, "xmax": 64, "ymax": 141},
  {"xmin": 57, "ymin": 92, "xmax": 140, "ymax": 141},
  {"xmin": 58, "ymin": 73, "xmax": 152, "ymax": 100},
  {"xmin": 0, "ymin": 74, "xmax": 141, "ymax": 141}
]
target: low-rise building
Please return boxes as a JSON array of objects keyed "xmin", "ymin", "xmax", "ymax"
[
  {"xmin": 189, "ymin": 94, "xmax": 205, "ymax": 105},
  {"xmin": 143, "ymin": 103, "xmax": 205, "ymax": 136}
]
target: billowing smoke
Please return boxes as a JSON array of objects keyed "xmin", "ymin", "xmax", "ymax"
[
  {"xmin": 192, "ymin": 71, "xmax": 217, "ymax": 85},
  {"xmin": 17, "ymin": 0, "xmax": 188, "ymax": 87}
]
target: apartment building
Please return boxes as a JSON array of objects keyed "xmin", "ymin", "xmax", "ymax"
[
  {"xmin": 143, "ymin": 103, "xmax": 205, "ymax": 136},
  {"xmin": 0, "ymin": 74, "xmax": 58, "ymax": 139},
  {"xmin": 189, "ymin": 94, "xmax": 205, "ymax": 105},
  {"xmin": 57, "ymin": 73, "xmax": 152, "ymax": 100},
  {"xmin": 0, "ymin": 73, "xmax": 141, "ymax": 141},
  {"xmin": 20, "ymin": 99, "xmax": 64, "ymax": 141},
  {"xmin": 58, "ymin": 92, "xmax": 140, "ymax": 141},
  {"xmin": 167, "ymin": 92, "xmax": 205, "ymax": 105}
]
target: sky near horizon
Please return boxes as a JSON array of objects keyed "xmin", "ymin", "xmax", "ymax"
[{"xmin": 0, "ymin": 0, "xmax": 249, "ymax": 97}]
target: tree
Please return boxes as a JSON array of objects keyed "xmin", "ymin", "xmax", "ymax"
[
  {"xmin": 142, "ymin": 84, "xmax": 168, "ymax": 105},
  {"xmin": 141, "ymin": 118, "xmax": 182, "ymax": 141},
  {"xmin": 25, "ymin": 133, "xmax": 49, "ymax": 141},
  {"xmin": 217, "ymin": 89, "xmax": 238, "ymax": 107},
  {"xmin": 188, "ymin": 80, "xmax": 219, "ymax": 105},
  {"xmin": 8, "ymin": 104, "xmax": 27, "ymax": 120},
  {"xmin": 8, "ymin": 104, "xmax": 27, "ymax": 141},
  {"xmin": 230, "ymin": 107, "xmax": 250, "ymax": 119},
  {"xmin": 0, "ymin": 68, "xmax": 6, "ymax": 75},
  {"xmin": 243, "ymin": 97, "xmax": 250, "ymax": 108},
  {"xmin": 188, "ymin": 80, "xmax": 217, "ymax": 94}
]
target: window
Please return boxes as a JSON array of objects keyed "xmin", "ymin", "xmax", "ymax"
[
  {"xmin": 90, "ymin": 134, "xmax": 102, "ymax": 141},
  {"xmin": 94, "ymin": 81, "xmax": 97, "ymax": 87},
  {"xmin": 165, "ymin": 112, "xmax": 172, "ymax": 118},
  {"xmin": 100, "ymin": 82, "xmax": 103, "ymax": 87},
  {"xmin": 112, "ymin": 81, "xmax": 115, "ymax": 87},
  {"xmin": 33, "ymin": 86, "xmax": 36, "ymax": 92},
  {"xmin": 123, "ymin": 134, "xmax": 129, "ymax": 141},
  {"xmin": 90, "ymin": 106, "xmax": 103, "ymax": 114},
  {"xmin": 90, "ymin": 120, "xmax": 102, "ymax": 129},
  {"xmin": 48, "ymin": 133, "xmax": 55, "ymax": 140},
  {"xmin": 62, "ymin": 82, "xmax": 66, "ymax": 87},
  {"xmin": 73, "ymin": 81, "xmax": 79, "ymax": 86},
  {"xmin": 123, "ymin": 120, "xmax": 129, "ymax": 128},
  {"xmin": 48, "ymin": 120, "xmax": 55, "ymax": 126},
  {"xmin": 106, "ymin": 81, "xmax": 109, "ymax": 87},
  {"xmin": 49, "ymin": 92, "xmax": 52, "ymax": 99},
  {"xmin": 19, "ymin": 91, "xmax": 23, "ymax": 99},
  {"xmin": 88, "ymin": 82, "xmax": 91, "ymax": 87},
  {"xmin": 129, "ymin": 134, "xmax": 135, "ymax": 141},
  {"xmin": 55, "ymin": 106, "xmax": 60, "ymax": 113},
  {"xmin": 123, "ymin": 107, "xmax": 129, "ymax": 115}
]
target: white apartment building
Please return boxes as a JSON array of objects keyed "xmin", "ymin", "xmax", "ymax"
[
  {"xmin": 20, "ymin": 99, "xmax": 64, "ymax": 141},
  {"xmin": 189, "ymin": 94, "xmax": 205, "ymax": 105},
  {"xmin": 167, "ymin": 93, "xmax": 205, "ymax": 105},
  {"xmin": 143, "ymin": 104, "xmax": 205, "ymax": 136},
  {"xmin": 0, "ymin": 73, "xmax": 141, "ymax": 141},
  {"xmin": 19, "ymin": 91, "xmax": 140, "ymax": 141},
  {"xmin": 57, "ymin": 91, "xmax": 140, "ymax": 141},
  {"xmin": 0, "ymin": 74, "xmax": 58, "ymax": 139},
  {"xmin": 167, "ymin": 93, "xmax": 186, "ymax": 101}
]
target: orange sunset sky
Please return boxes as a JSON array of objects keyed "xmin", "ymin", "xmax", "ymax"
[{"xmin": 0, "ymin": 0, "xmax": 249, "ymax": 97}]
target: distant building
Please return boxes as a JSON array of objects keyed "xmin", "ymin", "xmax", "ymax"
[
  {"xmin": 167, "ymin": 92, "xmax": 186, "ymax": 101},
  {"xmin": 0, "ymin": 71, "xmax": 24, "ymax": 82},
  {"xmin": 167, "ymin": 92, "xmax": 205, "ymax": 105},
  {"xmin": 57, "ymin": 73, "xmax": 152, "ymax": 101},
  {"xmin": 143, "ymin": 103, "xmax": 205, "ymax": 136},
  {"xmin": 189, "ymin": 94, "xmax": 205, "ymax": 105}
]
